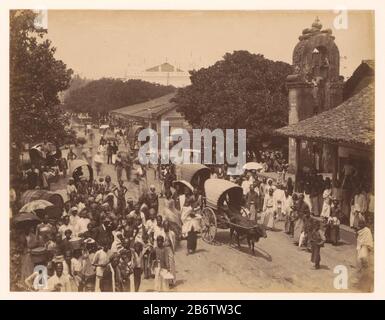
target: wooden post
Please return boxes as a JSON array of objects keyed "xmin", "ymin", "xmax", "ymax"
[
  {"xmin": 294, "ymin": 138, "xmax": 301, "ymax": 192},
  {"xmin": 331, "ymin": 144, "xmax": 339, "ymax": 185}
]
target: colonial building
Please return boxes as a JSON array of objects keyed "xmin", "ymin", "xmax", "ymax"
[
  {"xmin": 124, "ymin": 62, "xmax": 191, "ymax": 87},
  {"xmin": 110, "ymin": 92, "xmax": 191, "ymax": 149}
]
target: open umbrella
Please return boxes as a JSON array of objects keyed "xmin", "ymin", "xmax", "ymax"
[
  {"xmin": 20, "ymin": 200, "xmax": 54, "ymax": 213},
  {"xmin": 19, "ymin": 199, "xmax": 62, "ymax": 220},
  {"xmin": 243, "ymin": 162, "xmax": 264, "ymax": 171},
  {"xmin": 12, "ymin": 212, "xmax": 41, "ymax": 229}
]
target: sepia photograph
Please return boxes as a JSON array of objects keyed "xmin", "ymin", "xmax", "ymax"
[{"xmin": 7, "ymin": 8, "xmax": 375, "ymax": 295}]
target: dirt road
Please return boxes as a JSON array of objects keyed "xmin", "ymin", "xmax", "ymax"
[{"xmin": 51, "ymin": 128, "xmax": 368, "ymax": 292}]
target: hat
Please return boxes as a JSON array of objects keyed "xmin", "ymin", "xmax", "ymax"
[
  {"xmin": 84, "ymin": 238, "xmax": 96, "ymax": 244},
  {"xmin": 52, "ymin": 255, "xmax": 64, "ymax": 263},
  {"xmin": 71, "ymin": 206, "xmax": 78, "ymax": 212}
]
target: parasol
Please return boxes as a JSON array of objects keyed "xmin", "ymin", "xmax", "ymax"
[
  {"xmin": 243, "ymin": 162, "xmax": 264, "ymax": 171},
  {"xmin": 19, "ymin": 200, "xmax": 53, "ymax": 213},
  {"xmin": 12, "ymin": 212, "xmax": 41, "ymax": 228}
]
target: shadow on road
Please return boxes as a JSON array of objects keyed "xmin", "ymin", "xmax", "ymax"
[
  {"xmin": 211, "ymin": 229, "xmax": 273, "ymax": 262},
  {"xmin": 174, "ymin": 279, "xmax": 186, "ymax": 287},
  {"xmin": 192, "ymin": 248, "xmax": 208, "ymax": 254},
  {"xmin": 318, "ymin": 265, "xmax": 330, "ymax": 270}
]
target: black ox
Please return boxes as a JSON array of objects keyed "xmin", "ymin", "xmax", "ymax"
[{"xmin": 229, "ymin": 215, "xmax": 267, "ymax": 254}]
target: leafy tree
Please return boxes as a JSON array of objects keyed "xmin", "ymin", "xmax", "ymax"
[
  {"xmin": 10, "ymin": 10, "xmax": 73, "ymax": 156},
  {"xmin": 63, "ymin": 78, "xmax": 175, "ymax": 114},
  {"xmin": 174, "ymin": 50, "xmax": 292, "ymax": 147}
]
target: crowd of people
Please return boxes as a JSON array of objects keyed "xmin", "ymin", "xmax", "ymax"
[
  {"xmin": 10, "ymin": 119, "xmax": 374, "ymax": 292},
  {"xmin": 10, "ymin": 123, "xmax": 209, "ymax": 292},
  {"xmin": 236, "ymin": 169, "xmax": 374, "ymax": 272},
  {"xmin": 11, "ymin": 172, "xmax": 187, "ymax": 292}
]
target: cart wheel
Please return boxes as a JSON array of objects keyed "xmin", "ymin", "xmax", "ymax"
[{"xmin": 201, "ymin": 207, "xmax": 217, "ymax": 243}]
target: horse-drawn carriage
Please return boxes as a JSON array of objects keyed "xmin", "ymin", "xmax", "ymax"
[
  {"xmin": 200, "ymin": 178, "xmax": 266, "ymax": 252},
  {"xmin": 175, "ymin": 163, "xmax": 211, "ymax": 191},
  {"xmin": 172, "ymin": 163, "xmax": 211, "ymax": 196},
  {"xmin": 127, "ymin": 125, "xmax": 145, "ymax": 151},
  {"xmin": 173, "ymin": 165, "xmax": 266, "ymax": 252},
  {"xmin": 70, "ymin": 159, "xmax": 93, "ymax": 184}
]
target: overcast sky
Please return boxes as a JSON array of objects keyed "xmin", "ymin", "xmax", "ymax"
[{"xmin": 46, "ymin": 10, "xmax": 374, "ymax": 80}]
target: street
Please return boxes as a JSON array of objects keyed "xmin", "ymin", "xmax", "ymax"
[{"xmin": 51, "ymin": 128, "xmax": 363, "ymax": 293}]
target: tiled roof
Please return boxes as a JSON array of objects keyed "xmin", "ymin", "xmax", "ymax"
[
  {"xmin": 276, "ymin": 83, "xmax": 374, "ymax": 148},
  {"xmin": 111, "ymin": 93, "xmax": 177, "ymax": 120}
]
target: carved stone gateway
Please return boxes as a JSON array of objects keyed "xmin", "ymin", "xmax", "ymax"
[{"xmin": 286, "ymin": 18, "xmax": 344, "ymax": 174}]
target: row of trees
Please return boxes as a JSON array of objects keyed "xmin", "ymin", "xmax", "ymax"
[
  {"xmin": 61, "ymin": 74, "xmax": 91, "ymax": 102},
  {"xmin": 174, "ymin": 50, "xmax": 292, "ymax": 148},
  {"xmin": 63, "ymin": 78, "xmax": 175, "ymax": 114}
]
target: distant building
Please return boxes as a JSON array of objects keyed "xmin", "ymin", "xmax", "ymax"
[
  {"xmin": 124, "ymin": 62, "xmax": 191, "ymax": 87},
  {"xmin": 111, "ymin": 92, "xmax": 191, "ymax": 148}
]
